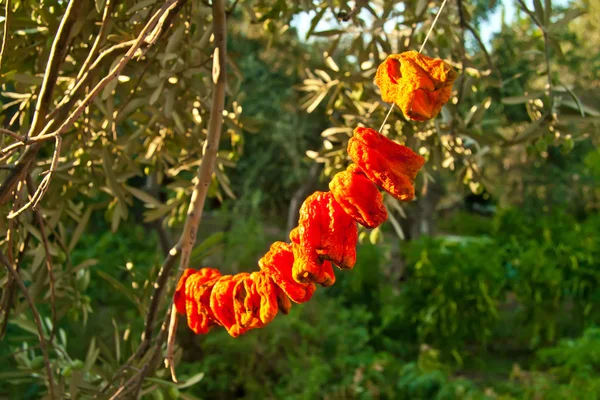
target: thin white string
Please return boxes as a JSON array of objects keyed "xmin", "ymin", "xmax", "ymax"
[
  {"xmin": 378, "ymin": 0, "xmax": 449, "ymax": 133},
  {"xmin": 378, "ymin": 104, "xmax": 395, "ymax": 132},
  {"xmin": 419, "ymin": 0, "xmax": 449, "ymax": 54}
]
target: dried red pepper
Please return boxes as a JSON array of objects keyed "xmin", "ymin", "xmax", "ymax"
[
  {"xmin": 233, "ymin": 271, "xmax": 279, "ymax": 331},
  {"xmin": 348, "ymin": 127, "xmax": 425, "ymax": 201},
  {"xmin": 290, "ymin": 226, "xmax": 336, "ymax": 287},
  {"xmin": 259, "ymin": 241, "xmax": 316, "ymax": 303},
  {"xmin": 174, "ymin": 268, "xmax": 196, "ymax": 315},
  {"xmin": 375, "ymin": 51, "xmax": 457, "ymax": 121},
  {"xmin": 180, "ymin": 268, "xmax": 222, "ymax": 334},
  {"xmin": 210, "ymin": 273, "xmax": 250, "ymax": 337},
  {"xmin": 296, "ymin": 191, "xmax": 358, "ymax": 269},
  {"xmin": 329, "ymin": 164, "xmax": 388, "ymax": 228}
]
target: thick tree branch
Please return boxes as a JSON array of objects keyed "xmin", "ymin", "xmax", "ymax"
[{"xmin": 0, "ymin": 251, "xmax": 55, "ymax": 399}]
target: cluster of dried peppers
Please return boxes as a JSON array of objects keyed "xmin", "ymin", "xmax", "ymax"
[{"xmin": 174, "ymin": 51, "xmax": 456, "ymax": 338}]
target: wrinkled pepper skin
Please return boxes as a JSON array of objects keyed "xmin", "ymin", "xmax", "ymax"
[
  {"xmin": 374, "ymin": 51, "xmax": 456, "ymax": 121},
  {"xmin": 329, "ymin": 164, "xmax": 388, "ymax": 228},
  {"xmin": 348, "ymin": 127, "xmax": 425, "ymax": 201},
  {"xmin": 233, "ymin": 271, "xmax": 279, "ymax": 332},
  {"xmin": 296, "ymin": 191, "xmax": 358, "ymax": 269},
  {"xmin": 182, "ymin": 268, "xmax": 222, "ymax": 334},
  {"xmin": 290, "ymin": 226, "xmax": 336, "ymax": 287},
  {"xmin": 210, "ymin": 273, "xmax": 250, "ymax": 337},
  {"xmin": 174, "ymin": 268, "xmax": 196, "ymax": 315},
  {"xmin": 259, "ymin": 241, "xmax": 316, "ymax": 303}
]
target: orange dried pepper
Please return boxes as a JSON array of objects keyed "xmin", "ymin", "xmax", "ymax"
[
  {"xmin": 259, "ymin": 241, "xmax": 316, "ymax": 303},
  {"xmin": 210, "ymin": 273, "xmax": 250, "ymax": 337},
  {"xmin": 348, "ymin": 126, "xmax": 425, "ymax": 201},
  {"xmin": 296, "ymin": 191, "xmax": 358, "ymax": 269},
  {"xmin": 274, "ymin": 285, "xmax": 292, "ymax": 314},
  {"xmin": 233, "ymin": 271, "xmax": 278, "ymax": 331},
  {"xmin": 329, "ymin": 164, "xmax": 388, "ymax": 228},
  {"xmin": 183, "ymin": 268, "xmax": 222, "ymax": 334},
  {"xmin": 375, "ymin": 50, "xmax": 457, "ymax": 121},
  {"xmin": 290, "ymin": 226, "xmax": 336, "ymax": 287},
  {"xmin": 174, "ymin": 268, "xmax": 196, "ymax": 315}
]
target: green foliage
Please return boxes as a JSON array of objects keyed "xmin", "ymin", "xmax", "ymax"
[{"xmin": 399, "ymin": 237, "xmax": 505, "ymax": 361}]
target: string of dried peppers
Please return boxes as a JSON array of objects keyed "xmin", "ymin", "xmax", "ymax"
[{"xmin": 174, "ymin": 51, "xmax": 456, "ymax": 338}]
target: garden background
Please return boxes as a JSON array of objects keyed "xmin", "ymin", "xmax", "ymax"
[{"xmin": 0, "ymin": 0, "xmax": 599, "ymax": 398}]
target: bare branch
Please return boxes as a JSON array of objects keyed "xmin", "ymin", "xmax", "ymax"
[
  {"xmin": 0, "ymin": 251, "xmax": 56, "ymax": 399},
  {"xmin": 0, "ymin": 128, "xmax": 25, "ymax": 143},
  {"xmin": 165, "ymin": 0, "xmax": 228, "ymax": 380}
]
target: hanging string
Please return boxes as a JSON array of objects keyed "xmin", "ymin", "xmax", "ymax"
[{"xmin": 378, "ymin": 0, "xmax": 449, "ymax": 133}]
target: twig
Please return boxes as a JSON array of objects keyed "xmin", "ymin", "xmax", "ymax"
[
  {"xmin": 457, "ymin": 0, "xmax": 500, "ymax": 81},
  {"xmin": 35, "ymin": 0, "xmax": 179, "ymax": 142},
  {"xmin": 0, "ymin": 251, "xmax": 56, "ymax": 399},
  {"xmin": 0, "ymin": 0, "xmax": 11, "ymax": 70},
  {"xmin": 0, "ymin": 233, "xmax": 30, "ymax": 339},
  {"xmin": 141, "ymin": 248, "xmax": 179, "ymax": 349},
  {"xmin": 26, "ymin": 175, "xmax": 57, "ymax": 341},
  {"xmin": 27, "ymin": 0, "xmax": 83, "ymax": 141},
  {"xmin": 165, "ymin": 0, "xmax": 228, "ymax": 381},
  {"xmin": 75, "ymin": 0, "xmax": 116, "ymax": 82},
  {"xmin": 0, "ymin": 127, "xmax": 25, "ymax": 142},
  {"xmin": 516, "ymin": 0, "xmax": 553, "ymax": 106},
  {"xmin": 337, "ymin": 0, "xmax": 366, "ymax": 21},
  {"xmin": 8, "ymin": 136, "xmax": 61, "ymax": 219}
]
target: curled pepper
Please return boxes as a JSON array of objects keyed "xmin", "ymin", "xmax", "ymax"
[
  {"xmin": 296, "ymin": 191, "xmax": 358, "ymax": 269},
  {"xmin": 275, "ymin": 285, "xmax": 292, "ymax": 314},
  {"xmin": 183, "ymin": 268, "xmax": 222, "ymax": 335},
  {"xmin": 290, "ymin": 226, "xmax": 336, "ymax": 287},
  {"xmin": 210, "ymin": 273, "xmax": 250, "ymax": 337},
  {"xmin": 348, "ymin": 127, "xmax": 425, "ymax": 201},
  {"xmin": 174, "ymin": 268, "xmax": 196, "ymax": 315},
  {"xmin": 375, "ymin": 51, "xmax": 457, "ymax": 121},
  {"xmin": 329, "ymin": 164, "xmax": 388, "ymax": 229},
  {"xmin": 259, "ymin": 241, "xmax": 316, "ymax": 303},
  {"xmin": 233, "ymin": 271, "xmax": 279, "ymax": 331}
]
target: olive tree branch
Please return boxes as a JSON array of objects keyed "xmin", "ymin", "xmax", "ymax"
[
  {"xmin": 337, "ymin": 0, "xmax": 367, "ymax": 22},
  {"xmin": 0, "ymin": 0, "xmax": 11, "ymax": 71},
  {"xmin": 75, "ymin": 0, "xmax": 116, "ymax": 82},
  {"xmin": 164, "ymin": 0, "xmax": 227, "ymax": 382},
  {"xmin": 516, "ymin": 0, "xmax": 553, "ymax": 107},
  {"xmin": 26, "ymin": 175, "xmax": 57, "ymax": 341},
  {"xmin": 3, "ymin": 0, "xmax": 180, "ymax": 216},
  {"xmin": 0, "ymin": 251, "xmax": 56, "ymax": 399},
  {"xmin": 27, "ymin": 0, "xmax": 83, "ymax": 141}
]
